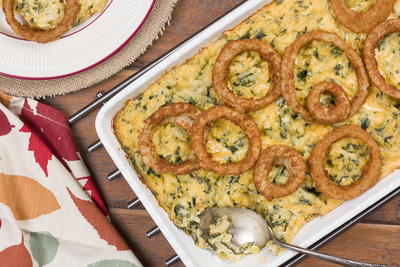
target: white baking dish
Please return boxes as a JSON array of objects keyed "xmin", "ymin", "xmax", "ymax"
[{"xmin": 95, "ymin": 0, "xmax": 400, "ymax": 266}]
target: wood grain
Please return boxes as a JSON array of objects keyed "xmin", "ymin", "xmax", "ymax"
[
  {"xmin": 44, "ymin": 0, "xmax": 400, "ymax": 266},
  {"xmin": 110, "ymin": 209, "xmax": 184, "ymax": 267},
  {"xmin": 298, "ymin": 223, "xmax": 400, "ymax": 267}
]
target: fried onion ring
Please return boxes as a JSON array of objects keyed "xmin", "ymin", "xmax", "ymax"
[
  {"xmin": 306, "ymin": 81, "xmax": 351, "ymax": 124},
  {"xmin": 138, "ymin": 102, "xmax": 201, "ymax": 175},
  {"xmin": 281, "ymin": 30, "xmax": 369, "ymax": 124},
  {"xmin": 309, "ymin": 125, "xmax": 382, "ymax": 200},
  {"xmin": 330, "ymin": 0, "xmax": 395, "ymax": 33},
  {"xmin": 363, "ymin": 19, "xmax": 400, "ymax": 99},
  {"xmin": 3, "ymin": 0, "xmax": 80, "ymax": 43},
  {"xmin": 190, "ymin": 106, "xmax": 261, "ymax": 175},
  {"xmin": 253, "ymin": 145, "xmax": 306, "ymax": 201},
  {"xmin": 213, "ymin": 39, "xmax": 281, "ymax": 112}
]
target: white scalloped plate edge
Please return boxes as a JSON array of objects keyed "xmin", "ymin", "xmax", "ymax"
[{"xmin": 0, "ymin": 0, "xmax": 155, "ymax": 80}]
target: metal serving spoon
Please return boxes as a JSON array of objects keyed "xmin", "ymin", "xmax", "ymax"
[{"xmin": 199, "ymin": 207, "xmax": 385, "ymax": 267}]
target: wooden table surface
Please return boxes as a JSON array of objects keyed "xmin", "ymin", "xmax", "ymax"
[{"xmin": 45, "ymin": 1, "xmax": 400, "ymax": 266}]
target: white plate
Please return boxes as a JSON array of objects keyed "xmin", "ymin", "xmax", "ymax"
[
  {"xmin": 96, "ymin": 0, "xmax": 400, "ymax": 266},
  {"xmin": 0, "ymin": 0, "xmax": 155, "ymax": 80}
]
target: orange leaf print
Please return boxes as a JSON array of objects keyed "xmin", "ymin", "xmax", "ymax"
[
  {"xmin": 0, "ymin": 174, "xmax": 60, "ymax": 220},
  {"xmin": 0, "ymin": 235, "xmax": 32, "ymax": 267},
  {"xmin": 0, "ymin": 92, "xmax": 12, "ymax": 108},
  {"xmin": 67, "ymin": 188, "xmax": 129, "ymax": 251}
]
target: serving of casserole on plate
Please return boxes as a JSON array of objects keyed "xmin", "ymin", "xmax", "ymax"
[
  {"xmin": 0, "ymin": 0, "xmax": 155, "ymax": 79},
  {"xmin": 96, "ymin": 0, "xmax": 400, "ymax": 266}
]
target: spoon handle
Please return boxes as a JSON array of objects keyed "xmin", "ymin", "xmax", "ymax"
[{"xmin": 272, "ymin": 237, "xmax": 385, "ymax": 267}]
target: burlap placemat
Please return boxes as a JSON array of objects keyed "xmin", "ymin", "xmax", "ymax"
[{"xmin": 0, "ymin": 0, "xmax": 179, "ymax": 99}]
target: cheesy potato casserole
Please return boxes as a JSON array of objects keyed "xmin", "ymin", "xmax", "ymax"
[{"xmin": 114, "ymin": 0, "xmax": 400, "ymax": 261}]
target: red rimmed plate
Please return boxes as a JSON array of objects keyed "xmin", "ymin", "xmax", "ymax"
[{"xmin": 0, "ymin": 0, "xmax": 156, "ymax": 80}]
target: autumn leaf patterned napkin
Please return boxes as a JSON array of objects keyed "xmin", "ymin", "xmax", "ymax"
[{"xmin": 0, "ymin": 92, "xmax": 142, "ymax": 267}]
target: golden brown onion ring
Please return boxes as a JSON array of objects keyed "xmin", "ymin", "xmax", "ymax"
[
  {"xmin": 309, "ymin": 125, "xmax": 382, "ymax": 200},
  {"xmin": 253, "ymin": 145, "xmax": 306, "ymax": 201},
  {"xmin": 306, "ymin": 81, "xmax": 351, "ymax": 124},
  {"xmin": 190, "ymin": 105, "xmax": 261, "ymax": 175},
  {"xmin": 281, "ymin": 30, "xmax": 369, "ymax": 123},
  {"xmin": 213, "ymin": 39, "xmax": 281, "ymax": 112},
  {"xmin": 138, "ymin": 102, "xmax": 201, "ymax": 175},
  {"xmin": 363, "ymin": 19, "xmax": 400, "ymax": 99},
  {"xmin": 2, "ymin": 0, "xmax": 80, "ymax": 43},
  {"xmin": 331, "ymin": 0, "xmax": 395, "ymax": 33}
]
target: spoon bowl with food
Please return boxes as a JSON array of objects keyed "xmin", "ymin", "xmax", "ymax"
[{"xmin": 199, "ymin": 207, "xmax": 385, "ymax": 267}]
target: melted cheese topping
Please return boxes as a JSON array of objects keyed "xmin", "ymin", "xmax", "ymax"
[
  {"xmin": 228, "ymin": 51, "xmax": 271, "ymax": 100},
  {"xmin": 295, "ymin": 41, "xmax": 358, "ymax": 105},
  {"xmin": 206, "ymin": 119, "xmax": 248, "ymax": 163},
  {"xmin": 153, "ymin": 123, "xmax": 191, "ymax": 164},
  {"xmin": 324, "ymin": 138, "xmax": 370, "ymax": 186},
  {"xmin": 269, "ymin": 165, "xmax": 290, "ymax": 185},
  {"xmin": 345, "ymin": 0, "xmax": 376, "ymax": 12},
  {"xmin": 376, "ymin": 33, "xmax": 400, "ymax": 88},
  {"xmin": 13, "ymin": 0, "xmax": 108, "ymax": 30},
  {"xmin": 114, "ymin": 0, "xmax": 400, "ymax": 261}
]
